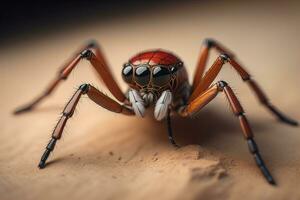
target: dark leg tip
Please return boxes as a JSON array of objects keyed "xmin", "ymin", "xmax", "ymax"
[
  {"xmin": 266, "ymin": 104, "xmax": 298, "ymax": 126},
  {"xmin": 280, "ymin": 117, "xmax": 298, "ymax": 126},
  {"xmin": 264, "ymin": 173, "xmax": 276, "ymax": 186},
  {"xmin": 263, "ymin": 169, "xmax": 276, "ymax": 185},
  {"xmin": 261, "ymin": 167, "xmax": 277, "ymax": 186},
  {"xmin": 13, "ymin": 105, "xmax": 33, "ymax": 115},
  {"xmin": 172, "ymin": 142, "xmax": 181, "ymax": 148},
  {"xmin": 268, "ymin": 178, "xmax": 276, "ymax": 186},
  {"xmin": 39, "ymin": 148, "xmax": 52, "ymax": 169},
  {"xmin": 38, "ymin": 161, "xmax": 46, "ymax": 169},
  {"xmin": 168, "ymin": 137, "xmax": 180, "ymax": 148}
]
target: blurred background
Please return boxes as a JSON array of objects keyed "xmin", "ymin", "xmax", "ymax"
[
  {"xmin": 1, "ymin": 1, "xmax": 300, "ymax": 200},
  {"xmin": 1, "ymin": 0, "xmax": 182, "ymax": 45}
]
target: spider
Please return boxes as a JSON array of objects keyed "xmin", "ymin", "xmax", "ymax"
[{"xmin": 14, "ymin": 38, "xmax": 298, "ymax": 185}]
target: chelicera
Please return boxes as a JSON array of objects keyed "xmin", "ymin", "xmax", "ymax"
[{"xmin": 14, "ymin": 39, "xmax": 298, "ymax": 185}]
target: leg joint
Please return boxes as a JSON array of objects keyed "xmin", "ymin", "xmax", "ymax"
[
  {"xmin": 46, "ymin": 138, "xmax": 57, "ymax": 150},
  {"xmin": 203, "ymin": 38, "xmax": 216, "ymax": 48},
  {"xmin": 219, "ymin": 53, "xmax": 231, "ymax": 63},
  {"xmin": 217, "ymin": 80, "xmax": 228, "ymax": 89},
  {"xmin": 80, "ymin": 49, "xmax": 93, "ymax": 60},
  {"xmin": 235, "ymin": 111, "xmax": 245, "ymax": 116},
  {"xmin": 79, "ymin": 84, "xmax": 90, "ymax": 94},
  {"xmin": 242, "ymin": 76, "xmax": 251, "ymax": 81},
  {"xmin": 247, "ymin": 138, "xmax": 258, "ymax": 154}
]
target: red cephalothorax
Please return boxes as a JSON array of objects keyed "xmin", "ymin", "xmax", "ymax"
[{"xmin": 14, "ymin": 38, "xmax": 298, "ymax": 185}]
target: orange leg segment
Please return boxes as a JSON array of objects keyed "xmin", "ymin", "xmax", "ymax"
[
  {"xmin": 192, "ymin": 39, "xmax": 235, "ymax": 89},
  {"xmin": 181, "ymin": 81, "xmax": 275, "ymax": 185},
  {"xmin": 191, "ymin": 39, "xmax": 298, "ymax": 126},
  {"xmin": 14, "ymin": 41, "xmax": 126, "ymax": 114},
  {"xmin": 38, "ymin": 83, "xmax": 133, "ymax": 169}
]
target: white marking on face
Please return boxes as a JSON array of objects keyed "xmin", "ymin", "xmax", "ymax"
[
  {"xmin": 128, "ymin": 89, "xmax": 145, "ymax": 117},
  {"xmin": 142, "ymin": 92, "xmax": 155, "ymax": 106},
  {"xmin": 154, "ymin": 90, "xmax": 172, "ymax": 121}
]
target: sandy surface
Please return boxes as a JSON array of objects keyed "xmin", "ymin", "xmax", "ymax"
[{"xmin": 1, "ymin": 1, "xmax": 300, "ymax": 200}]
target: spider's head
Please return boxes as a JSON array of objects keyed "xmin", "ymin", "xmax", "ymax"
[
  {"xmin": 120, "ymin": 50, "xmax": 188, "ymax": 120},
  {"xmin": 121, "ymin": 62, "xmax": 181, "ymax": 104}
]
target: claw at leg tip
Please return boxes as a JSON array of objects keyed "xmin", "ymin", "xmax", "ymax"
[
  {"xmin": 268, "ymin": 178, "xmax": 276, "ymax": 186},
  {"xmin": 13, "ymin": 106, "xmax": 32, "ymax": 115},
  {"xmin": 290, "ymin": 120, "xmax": 298, "ymax": 126},
  {"xmin": 172, "ymin": 143, "xmax": 180, "ymax": 148},
  {"xmin": 281, "ymin": 117, "xmax": 298, "ymax": 126},
  {"xmin": 38, "ymin": 161, "xmax": 46, "ymax": 169},
  {"xmin": 13, "ymin": 109, "xmax": 23, "ymax": 115}
]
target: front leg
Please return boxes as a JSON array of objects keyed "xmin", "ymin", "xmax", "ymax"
[{"xmin": 39, "ymin": 84, "xmax": 133, "ymax": 169}]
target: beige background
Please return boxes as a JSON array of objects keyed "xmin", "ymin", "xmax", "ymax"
[{"xmin": 1, "ymin": 1, "xmax": 300, "ymax": 200}]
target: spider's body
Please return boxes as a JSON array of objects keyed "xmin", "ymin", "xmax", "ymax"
[
  {"xmin": 123, "ymin": 50, "xmax": 190, "ymax": 118},
  {"xmin": 14, "ymin": 39, "xmax": 298, "ymax": 185}
]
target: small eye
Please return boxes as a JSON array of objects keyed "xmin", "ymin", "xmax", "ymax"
[
  {"xmin": 171, "ymin": 62, "xmax": 182, "ymax": 73},
  {"xmin": 152, "ymin": 66, "xmax": 170, "ymax": 86},
  {"xmin": 170, "ymin": 66, "xmax": 178, "ymax": 73},
  {"xmin": 135, "ymin": 65, "xmax": 150, "ymax": 86},
  {"xmin": 122, "ymin": 64, "xmax": 133, "ymax": 83}
]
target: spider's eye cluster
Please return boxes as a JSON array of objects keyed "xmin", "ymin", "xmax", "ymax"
[
  {"xmin": 122, "ymin": 63, "xmax": 181, "ymax": 86},
  {"xmin": 122, "ymin": 64, "xmax": 133, "ymax": 83},
  {"xmin": 152, "ymin": 66, "xmax": 170, "ymax": 86}
]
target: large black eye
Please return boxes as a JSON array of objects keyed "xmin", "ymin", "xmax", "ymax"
[
  {"xmin": 152, "ymin": 66, "xmax": 170, "ymax": 86},
  {"xmin": 135, "ymin": 65, "xmax": 150, "ymax": 86},
  {"xmin": 122, "ymin": 64, "xmax": 133, "ymax": 83}
]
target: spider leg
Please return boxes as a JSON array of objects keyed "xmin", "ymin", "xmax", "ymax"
[
  {"xmin": 191, "ymin": 41, "xmax": 297, "ymax": 126},
  {"xmin": 38, "ymin": 83, "xmax": 133, "ymax": 169},
  {"xmin": 14, "ymin": 40, "xmax": 126, "ymax": 114},
  {"xmin": 166, "ymin": 108, "xmax": 180, "ymax": 148},
  {"xmin": 192, "ymin": 38, "xmax": 235, "ymax": 89},
  {"xmin": 180, "ymin": 81, "xmax": 276, "ymax": 185}
]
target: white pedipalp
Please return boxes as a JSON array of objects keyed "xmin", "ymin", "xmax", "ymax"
[
  {"xmin": 128, "ymin": 89, "xmax": 145, "ymax": 117},
  {"xmin": 154, "ymin": 90, "xmax": 173, "ymax": 121}
]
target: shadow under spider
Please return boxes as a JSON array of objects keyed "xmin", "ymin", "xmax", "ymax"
[
  {"xmin": 48, "ymin": 107, "xmax": 283, "ymax": 168},
  {"xmin": 84, "ymin": 107, "xmax": 270, "ymax": 155},
  {"xmin": 148, "ymin": 107, "xmax": 267, "ymax": 147}
]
